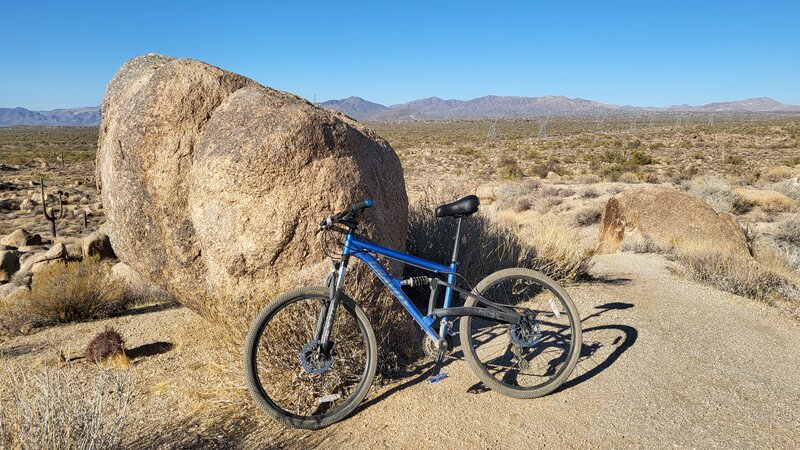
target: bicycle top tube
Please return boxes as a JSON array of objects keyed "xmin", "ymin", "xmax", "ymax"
[{"xmin": 343, "ymin": 234, "xmax": 455, "ymax": 274}]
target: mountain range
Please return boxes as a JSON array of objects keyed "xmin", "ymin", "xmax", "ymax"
[
  {"xmin": 0, "ymin": 106, "xmax": 101, "ymax": 126},
  {"xmin": 2, "ymin": 96, "xmax": 798, "ymax": 127},
  {"xmin": 318, "ymin": 96, "xmax": 800, "ymax": 121}
]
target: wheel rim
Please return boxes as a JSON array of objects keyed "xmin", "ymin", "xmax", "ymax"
[
  {"xmin": 467, "ymin": 275, "xmax": 577, "ymax": 391},
  {"xmin": 251, "ymin": 294, "xmax": 371, "ymax": 419}
]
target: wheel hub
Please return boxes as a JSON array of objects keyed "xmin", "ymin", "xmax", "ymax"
[
  {"xmin": 509, "ymin": 312, "xmax": 542, "ymax": 348},
  {"xmin": 300, "ymin": 340, "xmax": 333, "ymax": 375}
]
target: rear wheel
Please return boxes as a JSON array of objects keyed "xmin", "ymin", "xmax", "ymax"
[
  {"xmin": 460, "ymin": 268, "xmax": 582, "ymax": 398},
  {"xmin": 244, "ymin": 286, "xmax": 377, "ymax": 429}
]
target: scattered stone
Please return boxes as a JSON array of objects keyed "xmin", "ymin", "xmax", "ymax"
[
  {"xmin": 0, "ymin": 198, "xmax": 21, "ymax": 211},
  {"xmin": 19, "ymin": 198, "xmax": 37, "ymax": 212},
  {"xmin": 476, "ymin": 183, "xmax": 499, "ymax": 204},
  {"xmin": 596, "ymin": 187, "xmax": 751, "ymax": 257},
  {"xmin": 546, "ymin": 171, "xmax": 563, "ymax": 182},
  {"xmin": 1, "ymin": 229, "xmax": 43, "ymax": 248},
  {"xmin": 82, "ymin": 232, "xmax": 116, "ymax": 259},
  {"xmin": 45, "ymin": 242, "xmax": 67, "ymax": 260}
]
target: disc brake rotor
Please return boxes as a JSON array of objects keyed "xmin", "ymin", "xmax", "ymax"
[{"xmin": 300, "ymin": 339, "xmax": 333, "ymax": 375}]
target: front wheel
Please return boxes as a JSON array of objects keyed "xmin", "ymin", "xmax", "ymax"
[
  {"xmin": 460, "ymin": 268, "xmax": 582, "ymax": 399},
  {"xmin": 244, "ymin": 286, "xmax": 377, "ymax": 429}
]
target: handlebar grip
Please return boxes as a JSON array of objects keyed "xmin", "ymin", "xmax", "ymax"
[{"xmin": 351, "ymin": 198, "xmax": 374, "ymax": 212}]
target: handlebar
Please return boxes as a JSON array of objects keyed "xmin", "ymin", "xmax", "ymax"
[{"xmin": 318, "ymin": 199, "xmax": 374, "ymax": 233}]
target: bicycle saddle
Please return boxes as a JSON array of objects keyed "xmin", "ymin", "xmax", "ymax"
[{"xmin": 435, "ymin": 195, "xmax": 480, "ymax": 218}]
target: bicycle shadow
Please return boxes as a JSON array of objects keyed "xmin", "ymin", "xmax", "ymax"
[
  {"xmin": 466, "ymin": 301, "xmax": 637, "ymax": 395},
  {"xmin": 353, "ymin": 301, "xmax": 638, "ymax": 416}
]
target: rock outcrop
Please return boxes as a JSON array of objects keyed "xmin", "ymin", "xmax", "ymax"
[
  {"xmin": 82, "ymin": 232, "xmax": 116, "ymax": 259},
  {"xmin": 96, "ymin": 54, "xmax": 408, "ymax": 327},
  {"xmin": 1, "ymin": 229, "xmax": 42, "ymax": 248},
  {"xmin": 597, "ymin": 188, "xmax": 750, "ymax": 257}
]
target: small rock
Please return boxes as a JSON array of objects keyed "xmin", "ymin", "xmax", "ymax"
[
  {"xmin": 45, "ymin": 243, "xmax": 67, "ymax": 260},
  {"xmin": 1, "ymin": 229, "xmax": 43, "ymax": 248},
  {"xmin": 546, "ymin": 171, "xmax": 563, "ymax": 182},
  {"xmin": 83, "ymin": 232, "xmax": 116, "ymax": 259},
  {"xmin": 19, "ymin": 198, "xmax": 37, "ymax": 212}
]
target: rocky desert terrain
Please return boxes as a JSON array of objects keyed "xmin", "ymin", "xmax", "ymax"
[{"xmin": 1, "ymin": 57, "xmax": 799, "ymax": 449}]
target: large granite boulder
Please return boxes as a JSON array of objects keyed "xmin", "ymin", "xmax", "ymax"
[
  {"xmin": 597, "ymin": 188, "xmax": 750, "ymax": 257},
  {"xmin": 96, "ymin": 54, "xmax": 408, "ymax": 330}
]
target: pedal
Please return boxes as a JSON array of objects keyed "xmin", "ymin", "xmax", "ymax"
[{"xmin": 427, "ymin": 372, "xmax": 449, "ymax": 384}]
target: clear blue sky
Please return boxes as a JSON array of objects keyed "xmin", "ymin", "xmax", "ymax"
[{"xmin": 1, "ymin": 0, "xmax": 798, "ymax": 110}]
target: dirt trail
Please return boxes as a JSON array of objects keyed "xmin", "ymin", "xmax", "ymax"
[
  {"xmin": 298, "ymin": 252, "xmax": 800, "ymax": 448},
  {"xmin": 2, "ymin": 252, "xmax": 799, "ymax": 448}
]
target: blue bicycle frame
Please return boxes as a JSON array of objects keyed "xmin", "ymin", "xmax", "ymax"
[{"xmin": 340, "ymin": 233, "xmax": 457, "ymax": 342}]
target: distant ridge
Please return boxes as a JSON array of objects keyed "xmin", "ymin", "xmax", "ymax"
[
  {"xmin": 0, "ymin": 106, "xmax": 101, "ymax": 127},
  {"xmin": 318, "ymin": 96, "xmax": 800, "ymax": 121},
  {"xmin": 2, "ymin": 96, "xmax": 799, "ymax": 126}
]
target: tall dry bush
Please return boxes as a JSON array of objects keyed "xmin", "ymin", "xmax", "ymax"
[
  {"xmin": 674, "ymin": 245, "xmax": 797, "ymax": 305},
  {"xmin": 407, "ymin": 196, "xmax": 592, "ymax": 284},
  {"xmin": 0, "ymin": 365, "xmax": 132, "ymax": 450},
  {"xmin": 19, "ymin": 258, "xmax": 125, "ymax": 326}
]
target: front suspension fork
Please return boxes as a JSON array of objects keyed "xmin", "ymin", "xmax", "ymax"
[{"xmin": 315, "ymin": 256, "xmax": 349, "ymax": 352}]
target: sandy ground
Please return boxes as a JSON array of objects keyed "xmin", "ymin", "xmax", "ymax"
[{"xmin": 2, "ymin": 252, "xmax": 799, "ymax": 449}]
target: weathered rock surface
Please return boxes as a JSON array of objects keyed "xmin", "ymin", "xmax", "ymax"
[
  {"xmin": 96, "ymin": 54, "xmax": 408, "ymax": 326},
  {"xmin": 0, "ymin": 250, "xmax": 20, "ymax": 282},
  {"xmin": 111, "ymin": 262, "xmax": 173, "ymax": 303},
  {"xmin": 1, "ymin": 229, "xmax": 42, "ymax": 248},
  {"xmin": 734, "ymin": 188, "xmax": 797, "ymax": 212},
  {"xmin": 597, "ymin": 188, "xmax": 750, "ymax": 257},
  {"xmin": 82, "ymin": 232, "xmax": 116, "ymax": 259}
]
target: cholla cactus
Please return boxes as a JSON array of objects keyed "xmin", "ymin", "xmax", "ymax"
[
  {"xmin": 85, "ymin": 327, "xmax": 126, "ymax": 363},
  {"xmin": 40, "ymin": 176, "xmax": 65, "ymax": 238}
]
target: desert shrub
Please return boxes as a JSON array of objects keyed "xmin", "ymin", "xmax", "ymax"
[
  {"xmin": 577, "ymin": 173, "xmax": 601, "ymax": 184},
  {"xmin": 534, "ymin": 196, "xmax": 563, "ymax": 214},
  {"xmin": 618, "ymin": 172, "xmax": 639, "ymax": 184},
  {"xmin": 497, "ymin": 157, "xmax": 523, "ymax": 180},
  {"xmin": 572, "ymin": 205, "xmax": 602, "ymax": 227},
  {"xmin": 407, "ymin": 200, "xmax": 591, "ymax": 282},
  {"xmin": 85, "ymin": 327, "xmax": 126, "ymax": 363},
  {"xmin": 630, "ymin": 149, "xmax": 656, "ymax": 165},
  {"xmin": 579, "ymin": 187, "xmax": 599, "ymax": 199},
  {"xmin": 619, "ymin": 235, "xmax": 673, "ymax": 254},
  {"xmin": 689, "ymin": 176, "xmax": 753, "ymax": 215},
  {"xmin": 4, "ymin": 257, "xmax": 126, "ymax": 329},
  {"xmin": 513, "ymin": 197, "xmax": 533, "ymax": 212},
  {"xmin": 675, "ymin": 248, "xmax": 797, "ymax": 303},
  {"xmin": 0, "ymin": 365, "xmax": 132, "ymax": 450}
]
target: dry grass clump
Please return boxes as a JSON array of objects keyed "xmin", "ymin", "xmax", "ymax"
[
  {"xmin": 1, "ymin": 257, "xmax": 125, "ymax": 333},
  {"xmin": 407, "ymin": 198, "xmax": 592, "ymax": 282},
  {"xmin": 772, "ymin": 218, "xmax": 800, "ymax": 269},
  {"xmin": 518, "ymin": 224, "xmax": 594, "ymax": 281},
  {"xmin": 0, "ymin": 364, "xmax": 132, "ymax": 450},
  {"xmin": 618, "ymin": 172, "xmax": 639, "ymax": 184},
  {"xmin": 689, "ymin": 176, "xmax": 753, "ymax": 214},
  {"xmin": 674, "ymin": 245, "xmax": 797, "ymax": 305},
  {"xmin": 770, "ymin": 179, "xmax": 800, "ymax": 202}
]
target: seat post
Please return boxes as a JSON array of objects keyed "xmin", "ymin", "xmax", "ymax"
[{"xmin": 451, "ymin": 217, "xmax": 463, "ymax": 264}]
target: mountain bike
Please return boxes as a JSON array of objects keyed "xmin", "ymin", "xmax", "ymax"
[{"xmin": 244, "ymin": 196, "xmax": 582, "ymax": 429}]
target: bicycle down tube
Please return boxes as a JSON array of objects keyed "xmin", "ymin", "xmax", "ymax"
[{"xmin": 340, "ymin": 233, "xmax": 457, "ymax": 342}]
